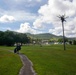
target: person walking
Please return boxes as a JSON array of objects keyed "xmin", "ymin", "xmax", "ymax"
[{"xmin": 14, "ymin": 43, "xmax": 21, "ymax": 54}]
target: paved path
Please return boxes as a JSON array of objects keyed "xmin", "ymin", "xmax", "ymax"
[
  {"xmin": 19, "ymin": 53, "xmax": 36, "ymax": 75},
  {"xmin": 9, "ymin": 50, "xmax": 36, "ymax": 75}
]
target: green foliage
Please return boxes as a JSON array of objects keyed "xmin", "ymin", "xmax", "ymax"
[
  {"xmin": 26, "ymin": 33, "xmax": 62, "ymax": 40},
  {"xmin": 73, "ymin": 40, "xmax": 76, "ymax": 45},
  {"xmin": 21, "ymin": 45, "xmax": 76, "ymax": 75},
  {"xmin": 69, "ymin": 41, "xmax": 72, "ymax": 45},
  {"xmin": 49, "ymin": 38, "xmax": 58, "ymax": 42},
  {"xmin": 0, "ymin": 30, "xmax": 30, "ymax": 46},
  {"xmin": 58, "ymin": 38, "xmax": 68, "ymax": 42}
]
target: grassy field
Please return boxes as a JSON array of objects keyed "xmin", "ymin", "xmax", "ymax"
[
  {"xmin": 21, "ymin": 45, "xmax": 76, "ymax": 75},
  {"xmin": 0, "ymin": 45, "xmax": 76, "ymax": 75},
  {"xmin": 0, "ymin": 46, "xmax": 22, "ymax": 75}
]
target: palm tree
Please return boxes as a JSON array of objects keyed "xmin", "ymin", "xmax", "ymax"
[{"xmin": 58, "ymin": 14, "xmax": 67, "ymax": 50}]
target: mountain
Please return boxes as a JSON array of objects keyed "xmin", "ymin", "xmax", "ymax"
[{"xmin": 26, "ymin": 33, "xmax": 62, "ymax": 40}]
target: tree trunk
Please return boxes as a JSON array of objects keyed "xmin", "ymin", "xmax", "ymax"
[{"xmin": 62, "ymin": 22, "xmax": 66, "ymax": 50}]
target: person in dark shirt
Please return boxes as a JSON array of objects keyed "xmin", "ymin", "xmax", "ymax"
[{"xmin": 14, "ymin": 43, "xmax": 21, "ymax": 54}]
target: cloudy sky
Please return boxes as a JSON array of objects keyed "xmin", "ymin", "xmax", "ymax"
[{"xmin": 0, "ymin": 0, "xmax": 76, "ymax": 37}]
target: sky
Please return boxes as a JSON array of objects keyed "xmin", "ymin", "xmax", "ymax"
[{"xmin": 0, "ymin": 0, "xmax": 76, "ymax": 37}]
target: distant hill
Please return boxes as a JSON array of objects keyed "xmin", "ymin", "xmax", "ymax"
[
  {"xmin": 26, "ymin": 33, "xmax": 63, "ymax": 40},
  {"xmin": 1, "ymin": 30, "xmax": 76, "ymax": 40}
]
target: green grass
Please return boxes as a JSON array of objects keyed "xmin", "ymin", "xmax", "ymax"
[
  {"xmin": 0, "ymin": 46, "xmax": 22, "ymax": 75},
  {"xmin": 20, "ymin": 45, "xmax": 76, "ymax": 75},
  {"xmin": 0, "ymin": 45, "xmax": 76, "ymax": 75}
]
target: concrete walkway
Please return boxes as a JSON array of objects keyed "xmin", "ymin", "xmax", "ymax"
[
  {"xmin": 9, "ymin": 50, "xmax": 36, "ymax": 75},
  {"xmin": 19, "ymin": 53, "xmax": 36, "ymax": 75}
]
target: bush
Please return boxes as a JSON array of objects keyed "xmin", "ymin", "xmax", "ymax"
[{"xmin": 73, "ymin": 40, "xmax": 76, "ymax": 45}]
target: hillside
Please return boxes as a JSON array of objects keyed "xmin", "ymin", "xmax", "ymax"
[{"xmin": 26, "ymin": 33, "xmax": 62, "ymax": 40}]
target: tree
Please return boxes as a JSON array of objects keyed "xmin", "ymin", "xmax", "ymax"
[
  {"xmin": 69, "ymin": 41, "xmax": 72, "ymax": 45},
  {"xmin": 3, "ymin": 31, "xmax": 15, "ymax": 46},
  {"xmin": 0, "ymin": 31, "xmax": 5, "ymax": 45},
  {"xmin": 58, "ymin": 14, "xmax": 68, "ymax": 50},
  {"xmin": 73, "ymin": 40, "xmax": 76, "ymax": 45},
  {"xmin": 0, "ymin": 30, "xmax": 31, "ymax": 46},
  {"xmin": 58, "ymin": 38, "xmax": 68, "ymax": 42}
]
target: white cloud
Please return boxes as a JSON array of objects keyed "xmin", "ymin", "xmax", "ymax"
[
  {"xmin": 33, "ymin": 0, "xmax": 76, "ymax": 37},
  {"xmin": 0, "ymin": 9, "xmax": 37, "ymax": 22},
  {"xmin": 49, "ymin": 27, "xmax": 62, "ymax": 35},
  {"xmin": 17, "ymin": 22, "xmax": 42, "ymax": 34},
  {"xmin": 33, "ymin": 17, "xmax": 44, "ymax": 29},
  {"xmin": 11, "ymin": 11, "xmax": 37, "ymax": 21},
  {"xmin": 0, "ymin": 15, "xmax": 15, "ymax": 23}
]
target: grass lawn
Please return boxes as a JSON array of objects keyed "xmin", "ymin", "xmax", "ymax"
[
  {"xmin": 20, "ymin": 45, "xmax": 76, "ymax": 75},
  {"xmin": 0, "ymin": 45, "xmax": 76, "ymax": 75},
  {"xmin": 0, "ymin": 46, "xmax": 22, "ymax": 75}
]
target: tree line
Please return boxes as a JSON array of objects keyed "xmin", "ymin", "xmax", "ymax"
[
  {"xmin": 49, "ymin": 38, "xmax": 76, "ymax": 45},
  {"xmin": 0, "ymin": 30, "xmax": 76, "ymax": 46},
  {"xmin": 0, "ymin": 30, "xmax": 30, "ymax": 46}
]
